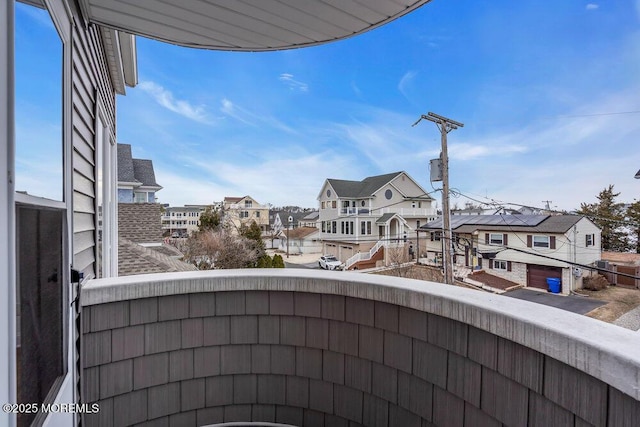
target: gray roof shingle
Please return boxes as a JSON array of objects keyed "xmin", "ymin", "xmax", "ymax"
[
  {"xmin": 420, "ymin": 214, "xmax": 585, "ymax": 234},
  {"xmin": 132, "ymin": 158, "xmax": 161, "ymax": 187},
  {"xmin": 117, "ymin": 143, "xmax": 162, "ymax": 189},
  {"xmin": 328, "ymin": 171, "xmax": 404, "ymax": 198},
  {"xmin": 117, "ymin": 143, "xmax": 138, "ymax": 183}
]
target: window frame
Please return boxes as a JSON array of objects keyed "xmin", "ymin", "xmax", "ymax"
[
  {"xmin": 489, "ymin": 233, "xmax": 504, "ymax": 245},
  {"xmin": 533, "ymin": 235, "xmax": 550, "ymax": 248},
  {"xmin": 95, "ymin": 98, "xmax": 118, "ymax": 278},
  {"xmin": 9, "ymin": 0, "xmax": 74, "ymax": 421},
  {"xmin": 493, "ymin": 260, "xmax": 508, "ymax": 270}
]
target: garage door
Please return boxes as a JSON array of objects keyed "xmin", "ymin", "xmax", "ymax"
[{"xmin": 527, "ymin": 264, "xmax": 562, "ymax": 290}]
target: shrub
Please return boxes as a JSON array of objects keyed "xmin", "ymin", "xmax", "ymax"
[
  {"xmin": 272, "ymin": 254, "xmax": 285, "ymax": 268},
  {"xmin": 582, "ymin": 274, "xmax": 609, "ymax": 291}
]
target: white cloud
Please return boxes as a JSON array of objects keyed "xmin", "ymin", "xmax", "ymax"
[
  {"xmin": 586, "ymin": 3, "xmax": 599, "ymax": 10},
  {"xmin": 279, "ymin": 73, "xmax": 309, "ymax": 92},
  {"xmin": 138, "ymin": 81, "xmax": 213, "ymax": 124},
  {"xmin": 220, "ymin": 98, "xmax": 297, "ymax": 134},
  {"xmin": 183, "ymin": 153, "xmax": 356, "ymax": 207}
]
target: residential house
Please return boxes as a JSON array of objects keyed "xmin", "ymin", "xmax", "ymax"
[
  {"xmin": 420, "ymin": 215, "xmax": 601, "ymax": 293},
  {"xmin": 117, "ymin": 143, "xmax": 162, "ymax": 203},
  {"xmin": 301, "ymin": 210, "xmax": 320, "ymax": 227},
  {"xmin": 278, "ymin": 226, "xmax": 321, "ymax": 255},
  {"xmin": 318, "ymin": 171, "xmax": 436, "ymax": 269},
  {"xmin": 161, "ymin": 204, "xmax": 209, "ymax": 236},
  {"xmin": 223, "ymin": 196, "xmax": 270, "ymax": 233}
]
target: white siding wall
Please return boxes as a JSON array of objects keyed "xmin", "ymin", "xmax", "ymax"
[{"xmin": 71, "ymin": 5, "xmax": 117, "ymax": 279}]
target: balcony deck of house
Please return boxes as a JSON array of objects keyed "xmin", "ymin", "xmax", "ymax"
[{"xmin": 81, "ymin": 270, "xmax": 640, "ymax": 426}]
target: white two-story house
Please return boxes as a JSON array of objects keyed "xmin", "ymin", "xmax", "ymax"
[
  {"xmin": 420, "ymin": 214, "xmax": 601, "ymax": 293},
  {"xmin": 318, "ymin": 171, "xmax": 436, "ymax": 269}
]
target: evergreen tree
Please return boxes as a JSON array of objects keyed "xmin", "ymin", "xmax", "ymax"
[
  {"xmin": 198, "ymin": 206, "xmax": 221, "ymax": 232},
  {"xmin": 256, "ymin": 254, "xmax": 274, "ymax": 268},
  {"xmin": 272, "ymin": 254, "xmax": 285, "ymax": 268},
  {"xmin": 240, "ymin": 220, "xmax": 265, "ymax": 250},
  {"xmin": 626, "ymin": 200, "xmax": 640, "ymax": 253},
  {"xmin": 577, "ymin": 185, "xmax": 629, "ymax": 252}
]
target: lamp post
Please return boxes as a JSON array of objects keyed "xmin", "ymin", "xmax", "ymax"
[
  {"xmin": 413, "ymin": 112, "xmax": 464, "ymax": 285},
  {"xmin": 286, "ymin": 215, "xmax": 293, "ymax": 258}
]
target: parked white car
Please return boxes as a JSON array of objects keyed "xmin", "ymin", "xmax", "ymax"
[{"xmin": 318, "ymin": 255, "xmax": 344, "ymax": 270}]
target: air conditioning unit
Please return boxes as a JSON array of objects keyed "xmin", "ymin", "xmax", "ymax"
[{"xmin": 595, "ymin": 260, "xmax": 609, "ymax": 269}]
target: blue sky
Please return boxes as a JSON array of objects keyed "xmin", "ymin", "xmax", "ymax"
[{"xmin": 16, "ymin": 1, "xmax": 640, "ymax": 211}]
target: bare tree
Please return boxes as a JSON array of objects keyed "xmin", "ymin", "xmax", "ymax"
[
  {"xmin": 182, "ymin": 230, "xmax": 261, "ymax": 269},
  {"xmin": 384, "ymin": 245, "xmax": 417, "ymax": 278}
]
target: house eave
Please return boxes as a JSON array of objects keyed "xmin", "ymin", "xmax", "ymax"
[
  {"xmin": 78, "ymin": 0, "xmax": 434, "ymax": 52},
  {"xmin": 100, "ymin": 27, "xmax": 138, "ymax": 95}
]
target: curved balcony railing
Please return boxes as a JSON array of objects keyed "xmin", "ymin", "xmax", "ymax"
[{"xmin": 81, "ymin": 270, "xmax": 640, "ymax": 426}]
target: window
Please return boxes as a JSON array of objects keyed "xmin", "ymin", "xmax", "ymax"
[
  {"xmin": 15, "ymin": 2, "xmax": 64, "ymax": 201},
  {"xmin": 245, "ymin": 200, "xmax": 253, "ymax": 208},
  {"xmin": 95, "ymin": 102, "xmax": 117, "ymax": 278},
  {"xmin": 493, "ymin": 260, "xmax": 508, "ymax": 270},
  {"xmin": 341, "ymin": 221, "xmax": 345, "ymax": 234},
  {"xmin": 361, "ymin": 221, "xmax": 366, "ymax": 235},
  {"xmin": 321, "ymin": 201, "xmax": 325, "ymax": 209},
  {"xmin": 431, "ymin": 231, "xmax": 441, "ymax": 241},
  {"xmin": 256, "ymin": 211, "xmax": 260, "ymax": 218},
  {"xmin": 416, "ymin": 220, "xmax": 420, "ymax": 229},
  {"xmin": 332, "ymin": 201, "xmax": 337, "ymax": 209},
  {"xmin": 322, "ymin": 222, "xmax": 326, "ymax": 233},
  {"xmin": 585, "ymin": 234, "xmax": 595, "ymax": 246},
  {"xmin": 489, "ymin": 233, "xmax": 504, "ymax": 245},
  {"xmin": 134, "ymin": 192, "xmax": 146, "ymax": 203},
  {"xmin": 332, "ymin": 221, "xmax": 337, "ymax": 233},
  {"xmin": 533, "ymin": 235, "xmax": 550, "ymax": 248},
  {"xmin": 14, "ymin": 1, "xmax": 71, "ymax": 422}
]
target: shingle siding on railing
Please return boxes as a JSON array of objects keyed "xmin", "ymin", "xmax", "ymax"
[{"xmin": 81, "ymin": 290, "xmax": 640, "ymax": 427}]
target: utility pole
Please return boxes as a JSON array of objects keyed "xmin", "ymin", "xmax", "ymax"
[{"xmin": 413, "ymin": 112, "xmax": 464, "ymax": 285}]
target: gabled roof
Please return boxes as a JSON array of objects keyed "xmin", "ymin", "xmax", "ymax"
[
  {"xmin": 328, "ymin": 171, "xmax": 402, "ymax": 198},
  {"xmin": 132, "ymin": 159, "xmax": 161, "ymax": 188},
  {"xmin": 420, "ymin": 215, "xmax": 585, "ymax": 234},
  {"xmin": 224, "ymin": 196, "xmax": 244, "ymax": 203},
  {"xmin": 283, "ymin": 227, "xmax": 318, "ymax": 240},
  {"xmin": 325, "ymin": 171, "xmax": 433, "ymax": 200},
  {"xmin": 271, "ymin": 210, "xmax": 310, "ymax": 226},
  {"xmin": 117, "ymin": 143, "xmax": 162, "ymax": 189},
  {"xmin": 117, "ymin": 143, "xmax": 138, "ymax": 183}
]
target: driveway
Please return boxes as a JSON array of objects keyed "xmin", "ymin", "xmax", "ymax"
[{"xmin": 504, "ymin": 289, "xmax": 606, "ymax": 315}]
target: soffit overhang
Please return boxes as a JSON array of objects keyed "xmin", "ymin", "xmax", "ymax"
[{"xmin": 79, "ymin": 0, "xmax": 432, "ymax": 51}]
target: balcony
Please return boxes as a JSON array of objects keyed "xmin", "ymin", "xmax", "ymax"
[{"xmin": 81, "ymin": 270, "xmax": 640, "ymax": 426}]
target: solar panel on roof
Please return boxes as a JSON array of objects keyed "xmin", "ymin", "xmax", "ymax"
[{"xmin": 422, "ymin": 215, "xmax": 548, "ymax": 230}]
